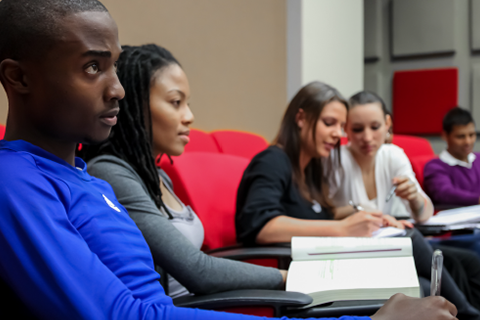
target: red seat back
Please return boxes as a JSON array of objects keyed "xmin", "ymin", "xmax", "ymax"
[
  {"xmin": 392, "ymin": 134, "xmax": 435, "ymax": 158},
  {"xmin": 409, "ymin": 154, "xmax": 437, "ymax": 188},
  {"xmin": 0, "ymin": 124, "xmax": 5, "ymax": 139},
  {"xmin": 184, "ymin": 129, "xmax": 220, "ymax": 153},
  {"xmin": 211, "ymin": 130, "xmax": 268, "ymax": 160},
  {"xmin": 160, "ymin": 152, "xmax": 250, "ymax": 251}
]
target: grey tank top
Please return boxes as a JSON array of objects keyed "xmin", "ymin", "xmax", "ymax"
[{"xmin": 158, "ymin": 169, "xmax": 205, "ymax": 298}]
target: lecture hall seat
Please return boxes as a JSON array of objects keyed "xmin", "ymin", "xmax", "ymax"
[
  {"xmin": 391, "ymin": 135, "xmax": 436, "ymax": 188},
  {"xmin": 160, "ymin": 152, "xmax": 249, "ymax": 250},
  {"xmin": 391, "ymin": 134, "xmax": 435, "ymax": 159},
  {"xmin": 184, "ymin": 128, "xmax": 220, "ymax": 153},
  {"xmin": 210, "ymin": 130, "xmax": 269, "ymax": 160}
]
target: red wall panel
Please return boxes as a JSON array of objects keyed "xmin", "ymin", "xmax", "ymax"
[{"xmin": 393, "ymin": 68, "xmax": 458, "ymax": 135}]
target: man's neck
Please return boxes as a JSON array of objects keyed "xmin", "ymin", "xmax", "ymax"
[
  {"xmin": 4, "ymin": 121, "xmax": 77, "ymax": 166},
  {"xmin": 446, "ymin": 148, "xmax": 469, "ymax": 163}
]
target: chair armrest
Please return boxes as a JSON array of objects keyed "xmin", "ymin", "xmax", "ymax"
[
  {"xmin": 172, "ymin": 289, "xmax": 312, "ymax": 317},
  {"xmin": 284, "ymin": 300, "xmax": 385, "ymax": 318}
]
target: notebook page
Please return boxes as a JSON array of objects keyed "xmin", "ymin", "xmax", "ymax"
[
  {"xmin": 291, "ymin": 237, "xmax": 412, "ymax": 261},
  {"xmin": 286, "ymin": 256, "xmax": 418, "ymax": 294}
]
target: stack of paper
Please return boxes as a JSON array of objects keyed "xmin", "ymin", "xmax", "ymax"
[{"xmin": 417, "ymin": 205, "xmax": 480, "ymax": 231}]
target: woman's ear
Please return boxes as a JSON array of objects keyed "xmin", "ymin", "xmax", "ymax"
[
  {"xmin": 295, "ymin": 108, "xmax": 306, "ymax": 129},
  {"xmin": 385, "ymin": 114, "xmax": 392, "ymax": 132}
]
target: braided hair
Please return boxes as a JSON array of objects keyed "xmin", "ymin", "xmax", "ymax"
[{"xmin": 80, "ymin": 44, "xmax": 180, "ymax": 214}]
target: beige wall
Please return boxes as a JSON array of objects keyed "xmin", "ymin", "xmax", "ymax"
[{"xmin": 0, "ymin": 0, "xmax": 287, "ymax": 141}]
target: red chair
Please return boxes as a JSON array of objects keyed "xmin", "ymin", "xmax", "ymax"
[
  {"xmin": 392, "ymin": 134, "xmax": 435, "ymax": 158},
  {"xmin": 409, "ymin": 154, "xmax": 437, "ymax": 188},
  {"xmin": 184, "ymin": 128, "xmax": 220, "ymax": 153},
  {"xmin": 160, "ymin": 152, "xmax": 290, "ymax": 266},
  {"xmin": 391, "ymin": 134, "xmax": 436, "ymax": 189},
  {"xmin": 0, "ymin": 124, "xmax": 5, "ymax": 139},
  {"xmin": 160, "ymin": 152, "xmax": 249, "ymax": 250},
  {"xmin": 211, "ymin": 130, "xmax": 269, "ymax": 160}
]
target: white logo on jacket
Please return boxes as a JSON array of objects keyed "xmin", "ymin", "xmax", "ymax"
[{"xmin": 102, "ymin": 194, "xmax": 121, "ymax": 212}]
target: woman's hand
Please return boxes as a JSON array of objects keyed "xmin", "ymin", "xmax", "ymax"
[
  {"xmin": 393, "ymin": 176, "xmax": 418, "ymax": 201},
  {"xmin": 339, "ymin": 211, "xmax": 383, "ymax": 237},
  {"xmin": 393, "ymin": 176, "xmax": 425, "ymax": 216},
  {"xmin": 382, "ymin": 214, "xmax": 413, "ymax": 229}
]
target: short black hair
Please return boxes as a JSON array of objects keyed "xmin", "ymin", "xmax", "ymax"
[
  {"xmin": 443, "ymin": 107, "xmax": 475, "ymax": 134},
  {"xmin": 349, "ymin": 90, "xmax": 388, "ymax": 116},
  {"xmin": 0, "ymin": 0, "xmax": 108, "ymax": 62}
]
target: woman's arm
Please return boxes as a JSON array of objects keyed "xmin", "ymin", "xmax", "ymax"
[
  {"xmin": 332, "ymin": 205, "xmax": 356, "ymax": 220},
  {"xmin": 390, "ymin": 147, "xmax": 434, "ymax": 223},
  {"xmin": 393, "ymin": 176, "xmax": 433, "ymax": 223},
  {"xmin": 88, "ymin": 158, "xmax": 284, "ymax": 295},
  {"xmin": 256, "ymin": 212, "xmax": 383, "ymax": 244}
]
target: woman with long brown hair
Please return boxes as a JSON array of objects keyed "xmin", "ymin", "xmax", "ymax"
[{"xmin": 236, "ymin": 81, "xmax": 383, "ymax": 246}]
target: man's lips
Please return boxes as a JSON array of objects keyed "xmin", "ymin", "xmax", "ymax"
[{"xmin": 99, "ymin": 108, "xmax": 119, "ymax": 126}]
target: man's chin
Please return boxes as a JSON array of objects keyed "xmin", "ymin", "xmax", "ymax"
[{"xmin": 82, "ymin": 133, "xmax": 112, "ymax": 146}]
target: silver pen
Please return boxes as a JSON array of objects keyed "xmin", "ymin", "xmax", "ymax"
[
  {"xmin": 431, "ymin": 249, "xmax": 443, "ymax": 296},
  {"xmin": 385, "ymin": 185, "xmax": 397, "ymax": 203}
]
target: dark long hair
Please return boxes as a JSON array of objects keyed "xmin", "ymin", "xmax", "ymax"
[
  {"xmin": 274, "ymin": 81, "xmax": 348, "ymax": 210},
  {"xmin": 80, "ymin": 44, "xmax": 180, "ymax": 213}
]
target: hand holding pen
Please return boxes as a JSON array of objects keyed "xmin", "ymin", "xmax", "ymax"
[{"xmin": 390, "ymin": 176, "xmax": 419, "ymax": 201}]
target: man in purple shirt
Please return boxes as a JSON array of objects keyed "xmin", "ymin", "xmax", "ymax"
[{"xmin": 424, "ymin": 107, "xmax": 480, "ymax": 206}]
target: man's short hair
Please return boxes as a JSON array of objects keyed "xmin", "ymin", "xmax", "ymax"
[
  {"xmin": 443, "ymin": 107, "xmax": 475, "ymax": 134},
  {"xmin": 0, "ymin": 0, "xmax": 108, "ymax": 62}
]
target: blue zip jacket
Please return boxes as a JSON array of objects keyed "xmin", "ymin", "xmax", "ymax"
[{"xmin": 0, "ymin": 139, "xmax": 370, "ymax": 320}]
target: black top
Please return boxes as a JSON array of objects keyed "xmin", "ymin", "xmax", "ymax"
[{"xmin": 235, "ymin": 146, "xmax": 333, "ymax": 246}]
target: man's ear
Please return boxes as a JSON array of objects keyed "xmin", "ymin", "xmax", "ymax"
[
  {"xmin": 0, "ymin": 59, "xmax": 29, "ymax": 94},
  {"xmin": 295, "ymin": 108, "xmax": 306, "ymax": 129}
]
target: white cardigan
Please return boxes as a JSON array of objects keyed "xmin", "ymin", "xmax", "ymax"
[{"xmin": 326, "ymin": 144, "xmax": 433, "ymax": 217}]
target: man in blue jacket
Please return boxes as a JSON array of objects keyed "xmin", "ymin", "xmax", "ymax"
[{"xmin": 0, "ymin": 0, "xmax": 458, "ymax": 319}]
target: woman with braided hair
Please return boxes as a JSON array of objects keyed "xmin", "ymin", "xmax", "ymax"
[{"xmin": 80, "ymin": 44, "xmax": 287, "ymax": 298}]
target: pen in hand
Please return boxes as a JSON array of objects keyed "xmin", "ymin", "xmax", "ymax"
[
  {"xmin": 431, "ymin": 249, "xmax": 443, "ymax": 296},
  {"xmin": 385, "ymin": 185, "xmax": 397, "ymax": 203}
]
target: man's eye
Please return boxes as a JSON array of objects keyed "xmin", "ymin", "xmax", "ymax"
[
  {"xmin": 172, "ymin": 100, "xmax": 181, "ymax": 107},
  {"xmin": 352, "ymin": 128, "xmax": 363, "ymax": 133},
  {"xmin": 113, "ymin": 62, "xmax": 118, "ymax": 73},
  {"xmin": 86, "ymin": 64, "xmax": 100, "ymax": 74}
]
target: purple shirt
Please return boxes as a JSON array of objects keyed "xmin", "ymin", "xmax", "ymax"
[{"xmin": 424, "ymin": 153, "xmax": 480, "ymax": 206}]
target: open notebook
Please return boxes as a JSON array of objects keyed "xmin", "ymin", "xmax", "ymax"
[{"xmin": 286, "ymin": 237, "xmax": 420, "ymax": 308}]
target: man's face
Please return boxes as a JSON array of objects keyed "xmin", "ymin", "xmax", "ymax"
[
  {"xmin": 444, "ymin": 122, "xmax": 477, "ymax": 160},
  {"xmin": 23, "ymin": 11, "xmax": 124, "ymax": 144}
]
